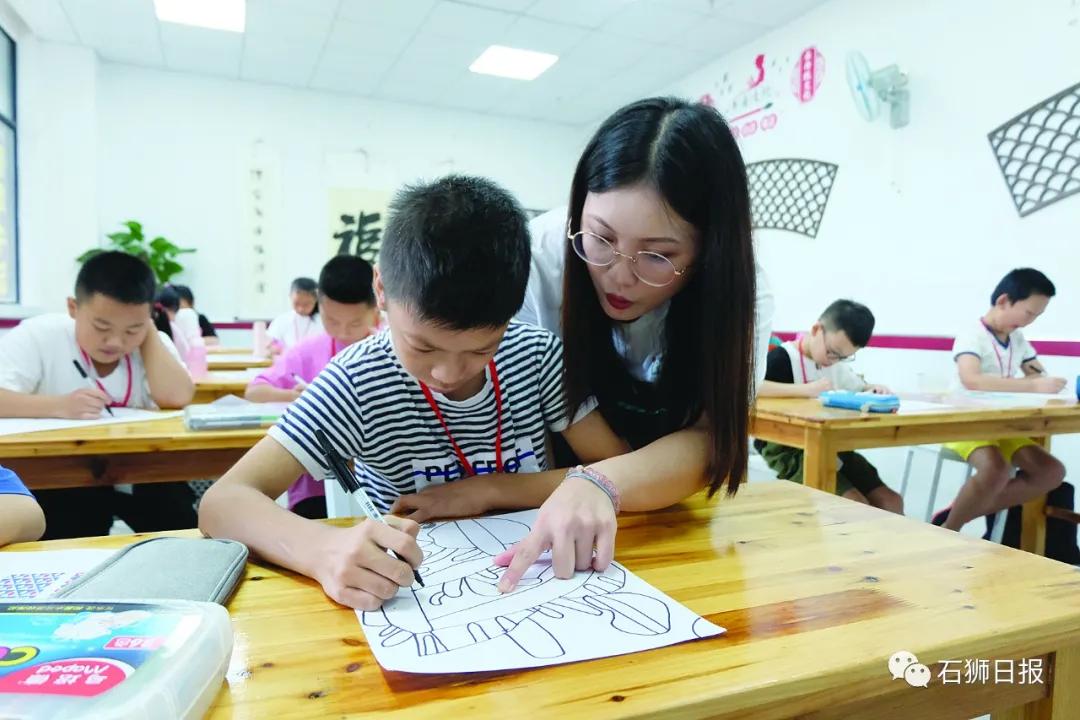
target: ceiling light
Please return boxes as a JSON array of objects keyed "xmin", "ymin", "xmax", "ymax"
[
  {"xmin": 469, "ymin": 45, "xmax": 558, "ymax": 81},
  {"xmin": 154, "ymin": 0, "xmax": 245, "ymax": 33}
]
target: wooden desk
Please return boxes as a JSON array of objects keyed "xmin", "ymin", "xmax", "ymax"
[
  {"xmin": 207, "ymin": 354, "xmax": 272, "ymax": 371},
  {"xmin": 193, "ymin": 370, "xmax": 260, "ymax": 404},
  {"xmin": 9, "ymin": 481, "xmax": 1079, "ymax": 719},
  {"xmin": 0, "ymin": 417, "xmax": 265, "ymax": 489},
  {"xmin": 207, "ymin": 346, "xmax": 253, "ymax": 355},
  {"xmin": 751, "ymin": 397, "xmax": 1080, "ymax": 554}
]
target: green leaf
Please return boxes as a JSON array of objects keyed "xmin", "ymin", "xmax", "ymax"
[
  {"xmin": 159, "ymin": 259, "xmax": 184, "ymax": 283},
  {"xmin": 124, "ymin": 220, "xmax": 143, "ymax": 236},
  {"xmin": 149, "ymin": 236, "xmax": 173, "ymax": 253}
]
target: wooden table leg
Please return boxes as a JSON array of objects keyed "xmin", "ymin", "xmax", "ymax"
[
  {"xmin": 1020, "ymin": 496, "xmax": 1048, "ymax": 555},
  {"xmin": 802, "ymin": 428, "xmax": 837, "ymax": 494},
  {"xmin": 1020, "ymin": 436, "xmax": 1052, "ymax": 555},
  {"xmin": 992, "ymin": 643, "xmax": 1080, "ymax": 720}
]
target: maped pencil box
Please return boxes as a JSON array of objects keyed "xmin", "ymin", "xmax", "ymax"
[{"xmin": 819, "ymin": 390, "xmax": 900, "ymax": 414}]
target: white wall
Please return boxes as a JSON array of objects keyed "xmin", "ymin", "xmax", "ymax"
[
  {"xmin": 664, "ymin": 0, "xmax": 1080, "ymax": 340},
  {"xmin": 95, "ymin": 63, "xmax": 588, "ymax": 320}
]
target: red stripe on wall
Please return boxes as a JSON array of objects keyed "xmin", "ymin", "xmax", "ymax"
[
  {"xmin": 0, "ymin": 318, "xmax": 266, "ymax": 330},
  {"xmin": 3, "ymin": 318, "xmax": 1080, "ymax": 357},
  {"xmin": 769, "ymin": 332, "xmax": 1080, "ymax": 357},
  {"xmin": 213, "ymin": 321, "xmax": 267, "ymax": 330}
]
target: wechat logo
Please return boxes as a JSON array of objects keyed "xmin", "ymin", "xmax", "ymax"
[{"xmin": 889, "ymin": 650, "xmax": 931, "ymax": 688}]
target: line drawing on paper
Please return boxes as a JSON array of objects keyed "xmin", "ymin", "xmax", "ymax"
[{"xmin": 357, "ymin": 511, "xmax": 718, "ymax": 672}]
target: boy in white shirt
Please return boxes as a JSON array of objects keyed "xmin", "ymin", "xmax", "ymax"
[
  {"xmin": 933, "ymin": 268, "xmax": 1066, "ymax": 531},
  {"xmin": 0, "ymin": 251, "xmax": 196, "ymax": 538},
  {"xmin": 756, "ymin": 300, "xmax": 903, "ymax": 513}
]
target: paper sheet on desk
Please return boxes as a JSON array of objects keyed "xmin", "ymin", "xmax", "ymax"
[
  {"xmin": 355, "ymin": 509, "xmax": 724, "ymax": 674},
  {"xmin": 0, "ymin": 549, "xmax": 115, "ymax": 600},
  {"xmin": 956, "ymin": 390, "xmax": 1077, "ymax": 408},
  {"xmin": 0, "ymin": 409, "xmax": 183, "ymax": 437},
  {"xmin": 897, "ymin": 399, "xmax": 960, "ymax": 414}
]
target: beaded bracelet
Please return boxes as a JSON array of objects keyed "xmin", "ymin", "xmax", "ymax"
[{"xmin": 565, "ymin": 464, "xmax": 621, "ymax": 514}]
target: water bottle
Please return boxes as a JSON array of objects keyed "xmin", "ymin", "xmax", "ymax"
[
  {"xmin": 252, "ymin": 320, "xmax": 268, "ymax": 357},
  {"xmin": 186, "ymin": 337, "xmax": 209, "ymax": 379}
]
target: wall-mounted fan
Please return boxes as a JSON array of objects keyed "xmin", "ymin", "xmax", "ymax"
[{"xmin": 845, "ymin": 51, "xmax": 910, "ymax": 128}]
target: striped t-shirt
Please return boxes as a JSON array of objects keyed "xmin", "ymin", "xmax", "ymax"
[{"xmin": 269, "ymin": 321, "xmax": 585, "ymax": 511}]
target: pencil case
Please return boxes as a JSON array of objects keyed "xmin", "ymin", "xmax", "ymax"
[
  {"xmin": 819, "ymin": 390, "xmax": 900, "ymax": 414},
  {"xmin": 57, "ymin": 537, "xmax": 248, "ymax": 605}
]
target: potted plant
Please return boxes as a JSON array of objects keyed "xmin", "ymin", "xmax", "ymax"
[{"xmin": 77, "ymin": 221, "xmax": 195, "ymax": 284}]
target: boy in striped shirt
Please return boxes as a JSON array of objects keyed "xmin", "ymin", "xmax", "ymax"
[{"xmin": 200, "ymin": 176, "xmax": 626, "ymax": 610}]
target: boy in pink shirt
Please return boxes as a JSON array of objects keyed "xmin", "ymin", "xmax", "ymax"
[{"xmin": 246, "ymin": 255, "xmax": 380, "ymax": 518}]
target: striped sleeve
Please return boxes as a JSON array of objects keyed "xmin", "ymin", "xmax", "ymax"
[
  {"xmin": 534, "ymin": 331, "xmax": 597, "ymax": 431},
  {"xmin": 268, "ymin": 358, "xmax": 366, "ymax": 479}
]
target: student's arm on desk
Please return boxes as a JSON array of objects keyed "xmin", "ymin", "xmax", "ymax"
[
  {"xmin": 0, "ymin": 387, "xmax": 110, "ymax": 420},
  {"xmin": 244, "ymin": 382, "xmax": 302, "ymax": 403},
  {"xmin": 0, "ymin": 328, "xmax": 110, "ymax": 418},
  {"xmin": 757, "ymin": 378, "xmax": 832, "ymax": 397},
  {"xmin": 198, "ymin": 437, "xmax": 422, "ymax": 610},
  {"xmin": 957, "ymin": 355, "xmax": 1066, "ymax": 393},
  {"xmin": 142, "ymin": 328, "xmax": 194, "ymax": 408},
  {"xmin": 0, "ymin": 495, "xmax": 46, "ymax": 545}
]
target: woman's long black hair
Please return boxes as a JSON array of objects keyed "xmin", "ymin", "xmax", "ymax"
[{"xmin": 561, "ymin": 97, "xmax": 756, "ymax": 497}]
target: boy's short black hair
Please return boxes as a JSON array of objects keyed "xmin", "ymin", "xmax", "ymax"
[
  {"xmin": 75, "ymin": 251, "xmax": 157, "ymax": 305},
  {"xmin": 991, "ymin": 268, "xmax": 1055, "ymax": 305},
  {"xmin": 378, "ymin": 175, "xmax": 530, "ymax": 329},
  {"xmin": 820, "ymin": 299, "xmax": 875, "ymax": 347},
  {"xmin": 291, "ymin": 277, "xmax": 317, "ymax": 295},
  {"xmin": 172, "ymin": 284, "xmax": 194, "ymax": 305},
  {"xmin": 320, "ymin": 255, "xmax": 375, "ymax": 305}
]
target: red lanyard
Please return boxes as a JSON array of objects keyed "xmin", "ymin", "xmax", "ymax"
[
  {"xmin": 797, "ymin": 337, "xmax": 813, "ymax": 383},
  {"xmin": 79, "ymin": 349, "xmax": 132, "ymax": 407},
  {"xmin": 331, "ymin": 338, "xmax": 339, "ymax": 355},
  {"xmin": 981, "ymin": 321, "xmax": 1013, "ymax": 378},
  {"xmin": 419, "ymin": 360, "xmax": 503, "ymax": 477}
]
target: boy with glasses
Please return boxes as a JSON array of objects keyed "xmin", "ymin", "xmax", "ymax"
[{"xmin": 755, "ymin": 300, "xmax": 903, "ymax": 513}]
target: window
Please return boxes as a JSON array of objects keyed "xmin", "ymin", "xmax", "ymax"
[{"xmin": 0, "ymin": 26, "xmax": 15, "ymax": 303}]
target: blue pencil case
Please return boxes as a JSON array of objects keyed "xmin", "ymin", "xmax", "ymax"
[{"xmin": 819, "ymin": 390, "xmax": 900, "ymax": 413}]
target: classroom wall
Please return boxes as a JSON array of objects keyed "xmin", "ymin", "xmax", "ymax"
[
  {"xmin": 663, "ymin": 0, "xmax": 1080, "ymax": 340},
  {"xmin": 94, "ymin": 63, "xmax": 588, "ymax": 320}
]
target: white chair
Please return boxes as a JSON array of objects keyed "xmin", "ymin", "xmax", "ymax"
[
  {"xmin": 325, "ymin": 478, "xmax": 356, "ymax": 519},
  {"xmin": 900, "ymin": 445, "xmax": 1009, "ymax": 543}
]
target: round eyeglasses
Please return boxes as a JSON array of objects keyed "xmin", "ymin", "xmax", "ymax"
[{"xmin": 568, "ymin": 230, "xmax": 688, "ymax": 288}]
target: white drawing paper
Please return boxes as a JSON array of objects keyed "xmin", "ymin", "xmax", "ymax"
[
  {"xmin": 957, "ymin": 390, "xmax": 1076, "ymax": 408},
  {"xmin": 0, "ymin": 409, "xmax": 183, "ymax": 437},
  {"xmin": 356, "ymin": 509, "xmax": 724, "ymax": 673},
  {"xmin": 896, "ymin": 399, "xmax": 959, "ymax": 414},
  {"xmin": 0, "ymin": 549, "xmax": 115, "ymax": 600}
]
